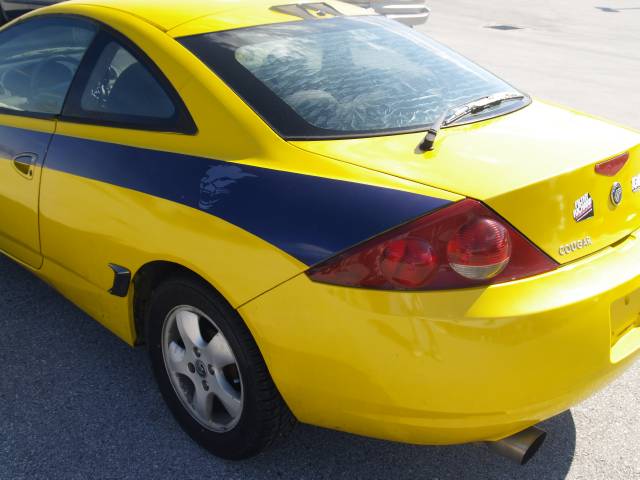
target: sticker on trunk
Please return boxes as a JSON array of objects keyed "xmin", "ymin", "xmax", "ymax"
[
  {"xmin": 573, "ymin": 193, "xmax": 594, "ymax": 222},
  {"xmin": 632, "ymin": 174, "xmax": 640, "ymax": 193}
]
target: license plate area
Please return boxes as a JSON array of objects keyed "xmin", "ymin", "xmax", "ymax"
[{"xmin": 610, "ymin": 289, "xmax": 640, "ymax": 363}]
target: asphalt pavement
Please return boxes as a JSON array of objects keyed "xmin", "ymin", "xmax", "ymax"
[
  {"xmin": 425, "ymin": 0, "xmax": 640, "ymax": 130},
  {"xmin": 3, "ymin": 1, "xmax": 640, "ymax": 479}
]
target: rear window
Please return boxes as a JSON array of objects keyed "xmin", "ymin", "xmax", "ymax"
[{"xmin": 180, "ymin": 16, "xmax": 526, "ymax": 139}]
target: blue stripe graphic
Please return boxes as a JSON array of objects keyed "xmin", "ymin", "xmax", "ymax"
[
  {"xmin": 4, "ymin": 125, "xmax": 451, "ymax": 265},
  {"xmin": 0, "ymin": 125, "xmax": 51, "ymax": 167}
]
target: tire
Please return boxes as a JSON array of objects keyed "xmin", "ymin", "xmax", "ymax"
[{"xmin": 146, "ymin": 275, "xmax": 295, "ymax": 459}]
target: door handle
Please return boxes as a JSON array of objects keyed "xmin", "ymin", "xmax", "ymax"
[{"xmin": 12, "ymin": 153, "xmax": 38, "ymax": 179}]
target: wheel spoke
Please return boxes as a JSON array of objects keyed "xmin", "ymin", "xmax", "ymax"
[
  {"xmin": 167, "ymin": 340, "xmax": 190, "ymax": 376},
  {"xmin": 212, "ymin": 375, "xmax": 242, "ymax": 419},
  {"xmin": 176, "ymin": 309, "xmax": 205, "ymax": 349},
  {"xmin": 193, "ymin": 386, "xmax": 214, "ymax": 422},
  {"xmin": 205, "ymin": 333, "xmax": 235, "ymax": 368}
]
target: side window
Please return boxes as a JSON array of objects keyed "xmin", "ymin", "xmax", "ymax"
[
  {"xmin": 64, "ymin": 35, "xmax": 194, "ymax": 132},
  {"xmin": 0, "ymin": 16, "xmax": 97, "ymax": 116},
  {"xmin": 80, "ymin": 42, "xmax": 175, "ymax": 119}
]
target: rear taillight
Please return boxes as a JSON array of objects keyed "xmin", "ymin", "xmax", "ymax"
[
  {"xmin": 595, "ymin": 152, "xmax": 629, "ymax": 176},
  {"xmin": 307, "ymin": 199, "xmax": 557, "ymax": 291},
  {"xmin": 447, "ymin": 217, "xmax": 511, "ymax": 280},
  {"xmin": 380, "ymin": 238, "xmax": 438, "ymax": 288}
]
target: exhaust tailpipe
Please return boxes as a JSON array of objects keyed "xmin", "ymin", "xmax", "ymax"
[{"xmin": 487, "ymin": 426, "xmax": 547, "ymax": 465}]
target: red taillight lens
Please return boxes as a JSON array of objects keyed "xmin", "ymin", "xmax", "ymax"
[
  {"xmin": 380, "ymin": 238, "xmax": 437, "ymax": 288},
  {"xmin": 447, "ymin": 218, "xmax": 511, "ymax": 280},
  {"xmin": 307, "ymin": 199, "xmax": 557, "ymax": 291},
  {"xmin": 595, "ymin": 152, "xmax": 629, "ymax": 176}
]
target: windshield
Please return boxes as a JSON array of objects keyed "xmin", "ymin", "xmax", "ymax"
[{"xmin": 180, "ymin": 16, "xmax": 527, "ymax": 139}]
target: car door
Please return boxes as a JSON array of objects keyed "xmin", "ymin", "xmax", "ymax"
[
  {"xmin": 37, "ymin": 26, "xmax": 196, "ymax": 339},
  {"xmin": 0, "ymin": 15, "xmax": 96, "ymax": 267}
]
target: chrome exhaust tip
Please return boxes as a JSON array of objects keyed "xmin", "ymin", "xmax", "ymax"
[{"xmin": 487, "ymin": 426, "xmax": 547, "ymax": 465}]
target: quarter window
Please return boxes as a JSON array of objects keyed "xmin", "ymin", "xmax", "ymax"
[
  {"xmin": 79, "ymin": 42, "xmax": 176, "ymax": 119},
  {"xmin": 63, "ymin": 33, "xmax": 194, "ymax": 133},
  {"xmin": 0, "ymin": 16, "xmax": 97, "ymax": 116}
]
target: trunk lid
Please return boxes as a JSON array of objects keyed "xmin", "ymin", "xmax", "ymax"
[{"xmin": 292, "ymin": 100, "xmax": 640, "ymax": 264}]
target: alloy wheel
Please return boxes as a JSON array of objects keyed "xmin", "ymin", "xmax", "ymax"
[{"xmin": 161, "ymin": 305, "xmax": 244, "ymax": 432}]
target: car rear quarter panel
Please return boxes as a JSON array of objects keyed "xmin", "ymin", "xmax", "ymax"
[
  {"xmin": 239, "ymin": 230, "xmax": 640, "ymax": 444},
  {"xmin": 32, "ymin": 3, "xmax": 459, "ymax": 344}
]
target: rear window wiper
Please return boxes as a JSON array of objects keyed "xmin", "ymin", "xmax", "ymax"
[{"xmin": 418, "ymin": 92, "xmax": 526, "ymax": 152}]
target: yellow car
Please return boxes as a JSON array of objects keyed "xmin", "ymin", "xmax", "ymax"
[{"xmin": 1, "ymin": 0, "xmax": 639, "ymax": 464}]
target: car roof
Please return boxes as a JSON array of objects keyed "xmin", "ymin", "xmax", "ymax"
[{"xmin": 58, "ymin": 0, "xmax": 369, "ymax": 37}]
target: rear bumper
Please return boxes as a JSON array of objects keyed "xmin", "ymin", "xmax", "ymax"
[{"xmin": 240, "ymin": 230, "xmax": 640, "ymax": 445}]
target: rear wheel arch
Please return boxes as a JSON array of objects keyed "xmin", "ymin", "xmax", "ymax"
[
  {"xmin": 144, "ymin": 272, "xmax": 296, "ymax": 458},
  {"xmin": 132, "ymin": 260, "xmax": 229, "ymax": 345}
]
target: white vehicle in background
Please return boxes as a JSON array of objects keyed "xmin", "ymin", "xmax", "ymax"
[
  {"xmin": 0, "ymin": 0, "xmax": 41, "ymax": 21},
  {"xmin": 346, "ymin": 0, "xmax": 430, "ymax": 26},
  {"xmin": 1, "ymin": 0, "xmax": 430, "ymax": 27}
]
